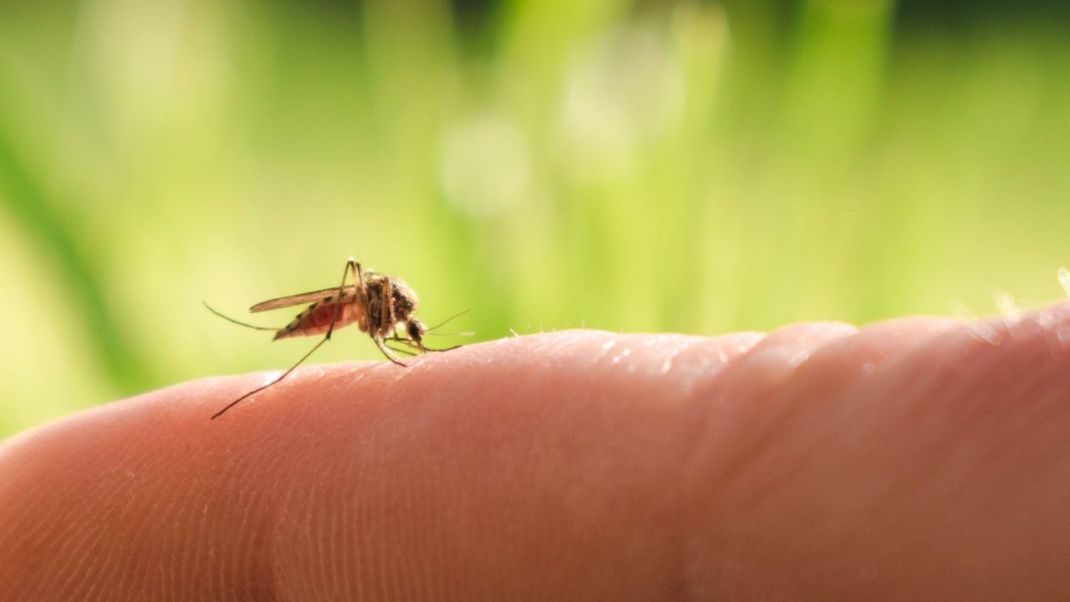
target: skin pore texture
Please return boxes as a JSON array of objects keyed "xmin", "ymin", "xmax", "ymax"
[{"xmin": 3, "ymin": 301, "xmax": 1070, "ymax": 600}]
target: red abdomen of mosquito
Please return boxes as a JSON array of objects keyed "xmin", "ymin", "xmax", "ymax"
[{"xmin": 274, "ymin": 302, "xmax": 363, "ymax": 340}]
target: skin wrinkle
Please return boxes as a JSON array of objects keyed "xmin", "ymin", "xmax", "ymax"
[
  {"xmin": 396, "ymin": 447, "xmax": 425, "ymax": 600},
  {"xmin": 245, "ymin": 372, "xmax": 353, "ymax": 598},
  {"xmin": 300, "ymin": 478, "xmax": 326, "ymax": 600},
  {"xmin": 936, "ymin": 315, "xmax": 1070, "ymax": 488},
  {"xmin": 601, "ymin": 331, "xmax": 764, "ymax": 599},
  {"xmin": 921, "ymin": 324, "xmax": 1070, "ymax": 590},
  {"xmin": 16, "ymin": 513, "xmax": 56, "ymax": 599},
  {"xmin": 734, "ymin": 320, "xmax": 964, "ymax": 508},
  {"xmin": 809, "ymin": 325, "xmax": 962, "ymax": 502},
  {"xmin": 796, "ymin": 333, "xmax": 952, "ymax": 488},
  {"xmin": 82, "ymin": 541, "xmax": 119, "ymax": 602},
  {"xmin": 327, "ymin": 473, "xmax": 348, "ymax": 600},
  {"xmin": 81, "ymin": 472, "xmax": 146, "ymax": 601},
  {"xmin": 134, "ymin": 439, "xmax": 188, "ymax": 596},
  {"xmin": 645, "ymin": 336, "xmax": 725, "ymax": 599},
  {"xmin": 681, "ymin": 323, "xmax": 858, "ymax": 494},
  {"xmin": 659, "ymin": 336, "xmax": 728, "ymax": 385},
  {"xmin": 49, "ymin": 451, "xmax": 111, "ymax": 594},
  {"xmin": 186, "ymin": 388, "xmax": 288, "ymax": 599},
  {"xmin": 114, "ymin": 461, "xmax": 169, "ymax": 597},
  {"xmin": 673, "ymin": 331, "xmax": 846, "ymax": 599},
  {"xmin": 370, "ymin": 454, "xmax": 394, "ymax": 601},
  {"xmin": 1003, "ymin": 376, "xmax": 1070, "ymax": 481},
  {"xmin": 249, "ymin": 478, "xmax": 285, "ymax": 601},
  {"xmin": 0, "ymin": 478, "xmax": 45, "ymax": 586},
  {"xmin": 215, "ymin": 439, "xmax": 252, "ymax": 596},
  {"xmin": 149, "ymin": 414, "xmax": 213, "ymax": 597},
  {"xmin": 37, "ymin": 417, "xmax": 144, "ymax": 599},
  {"xmin": 176, "ymin": 464, "xmax": 206, "ymax": 597},
  {"xmin": 727, "ymin": 311, "xmax": 1070, "ymax": 598},
  {"xmin": 372, "ymin": 408, "xmax": 399, "ymax": 600},
  {"xmin": 267, "ymin": 377, "xmax": 391, "ymax": 600},
  {"xmin": 68, "ymin": 485, "xmax": 128, "ymax": 595},
  {"xmin": 667, "ymin": 320, "xmax": 971, "ymax": 598},
  {"xmin": 321, "ymin": 476, "xmax": 341, "ymax": 600},
  {"xmin": 351, "ymin": 455, "xmax": 370, "ymax": 602},
  {"xmin": 550, "ymin": 333, "xmax": 704, "ymax": 599},
  {"xmin": 260, "ymin": 414, "xmax": 333, "ymax": 602},
  {"xmin": 269, "ymin": 481, "xmax": 300, "ymax": 601},
  {"xmin": 851, "ymin": 351, "xmax": 991, "ymax": 577},
  {"xmin": 337, "ymin": 472, "xmax": 359, "ymax": 602},
  {"xmin": 418, "ymin": 403, "xmax": 474, "ymax": 599}
]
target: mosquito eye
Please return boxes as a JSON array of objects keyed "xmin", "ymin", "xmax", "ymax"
[{"xmin": 407, "ymin": 321, "xmax": 422, "ymax": 340}]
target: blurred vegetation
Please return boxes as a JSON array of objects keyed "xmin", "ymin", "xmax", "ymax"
[{"xmin": 0, "ymin": 0, "xmax": 1068, "ymax": 436}]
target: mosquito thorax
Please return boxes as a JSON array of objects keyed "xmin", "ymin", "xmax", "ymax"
[{"xmin": 389, "ymin": 277, "xmax": 419, "ymax": 321}]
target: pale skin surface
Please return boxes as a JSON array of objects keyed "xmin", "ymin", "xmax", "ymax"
[{"xmin": 3, "ymin": 301, "xmax": 1070, "ymax": 600}]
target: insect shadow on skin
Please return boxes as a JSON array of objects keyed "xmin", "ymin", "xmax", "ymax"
[{"xmin": 204, "ymin": 258, "xmax": 465, "ymax": 420}]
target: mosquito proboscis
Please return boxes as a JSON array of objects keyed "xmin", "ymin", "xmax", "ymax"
[{"xmin": 206, "ymin": 258, "xmax": 464, "ymax": 419}]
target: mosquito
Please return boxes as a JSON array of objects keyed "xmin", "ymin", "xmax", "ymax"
[{"xmin": 205, "ymin": 258, "xmax": 462, "ymax": 419}]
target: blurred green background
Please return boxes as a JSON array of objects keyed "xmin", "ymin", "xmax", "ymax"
[{"xmin": 1, "ymin": 0, "xmax": 1068, "ymax": 436}]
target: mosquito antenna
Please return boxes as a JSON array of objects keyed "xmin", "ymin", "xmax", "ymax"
[
  {"xmin": 204, "ymin": 301, "xmax": 278, "ymax": 332},
  {"xmin": 426, "ymin": 309, "xmax": 469, "ymax": 332}
]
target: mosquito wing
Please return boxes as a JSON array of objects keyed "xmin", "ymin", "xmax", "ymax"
[{"xmin": 250, "ymin": 285, "xmax": 359, "ymax": 313}]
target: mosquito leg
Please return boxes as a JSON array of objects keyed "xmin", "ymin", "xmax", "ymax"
[
  {"xmin": 384, "ymin": 342, "xmax": 418, "ymax": 357},
  {"xmin": 326, "ymin": 258, "xmax": 358, "ymax": 341},
  {"xmin": 381, "ymin": 276, "xmax": 396, "ymax": 329},
  {"xmin": 386, "ymin": 336, "xmax": 461, "ymax": 354},
  {"xmin": 211, "ymin": 335, "xmax": 331, "ymax": 420},
  {"xmin": 374, "ymin": 336, "xmax": 407, "ymax": 367},
  {"xmin": 348, "ymin": 258, "xmax": 399, "ymax": 366},
  {"xmin": 351, "ymin": 258, "xmax": 365, "ymax": 289},
  {"xmin": 348, "ymin": 257, "xmax": 368, "ymax": 309},
  {"xmin": 385, "ymin": 335, "xmax": 415, "ymax": 348},
  {"xmin": 213, "ymin": 258, "xmax": 359, "ymax": 420},
  {"xmin": 422, "ymin": 344, "xmax": 461, "ymax": 352}
]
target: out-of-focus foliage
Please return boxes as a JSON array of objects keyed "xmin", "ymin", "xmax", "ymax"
[{"xmin": 1, "ymin": 0, "xmax": 1068, "ymax": 436}]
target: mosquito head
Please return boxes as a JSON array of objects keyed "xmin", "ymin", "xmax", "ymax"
[{"xmin": 406, "ymin": 319, "xmax": 428, "ymax": 347}]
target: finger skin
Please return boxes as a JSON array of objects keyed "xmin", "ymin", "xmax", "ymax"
[{"xmin": 2, "ymin": 304, "xmax": 1070, "ymax": 600}]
